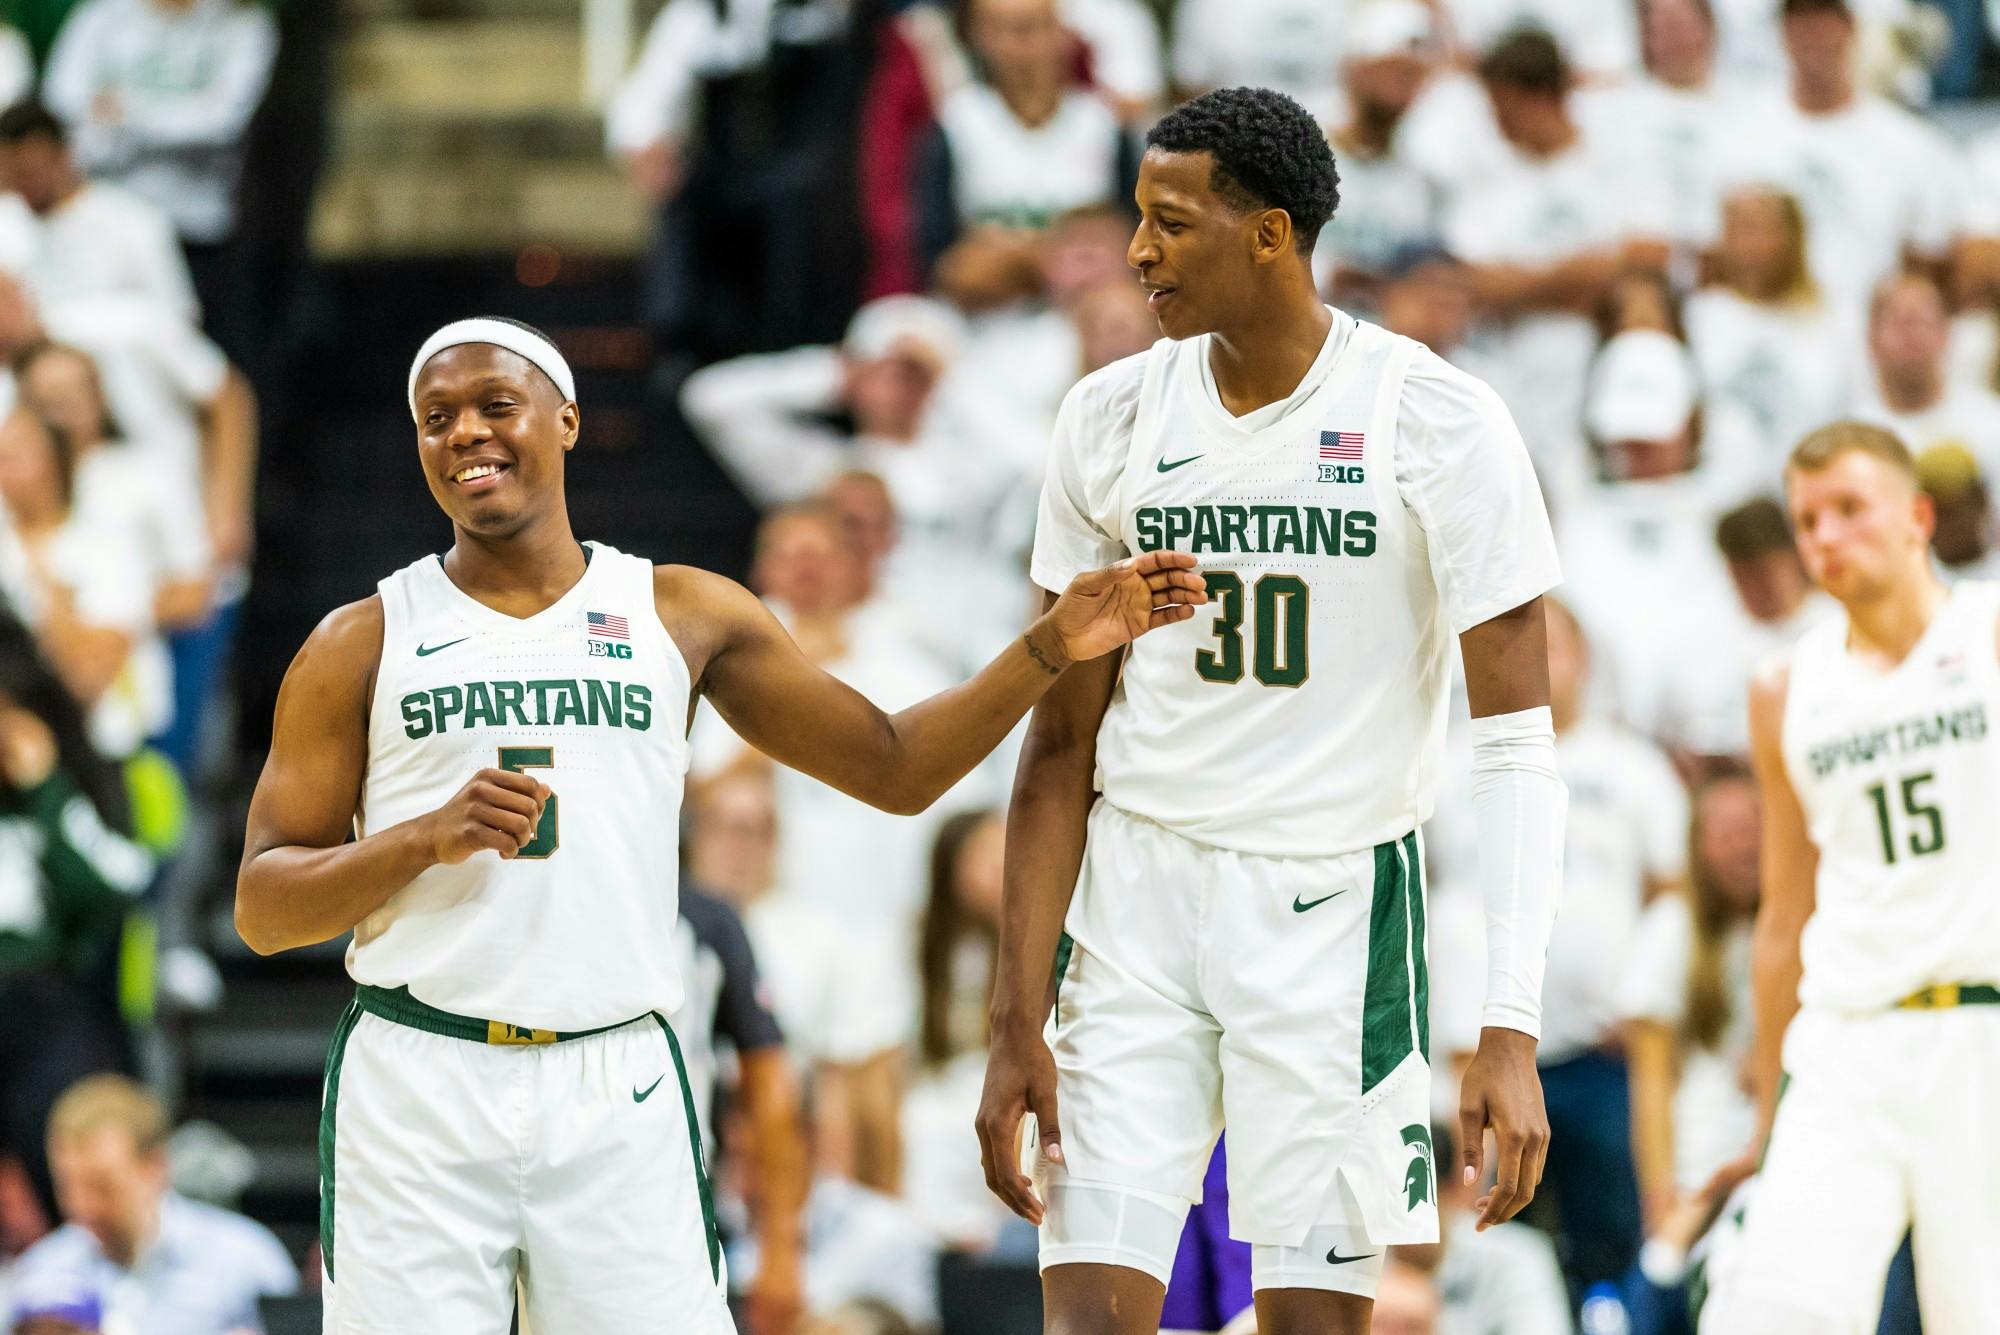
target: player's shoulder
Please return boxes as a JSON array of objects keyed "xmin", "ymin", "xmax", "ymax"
[
  {"xmin": 291, "ymin": 594, "xmax": 385, "ymax": 686},
  {"xmin": 1386, "ymin": 329, "xmax": 1514, "ymax": 427},
  {"xmin": 1059, "ymin": 339, "xmax": 1165, "ymax": 430}
]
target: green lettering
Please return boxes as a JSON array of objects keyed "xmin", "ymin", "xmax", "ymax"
[
  {"xmin": 1270, "ymin": 508, "xmax": 1303, "ymax": 554},
  {"xmin": 1251, "ymin": 506, "xmax": 1284, "ymax": 549},
  {"xmin": 528, "ymin": 680, "xmax": 559, "ymax": 725},
  {"xmin": 626, "ymin": 684, "xmax": 653, "ymax": 731},
  {"xmin": 1344, "ymin": 510, "xmax": 1378, "ymax": 558},
  {"xmin": 463, "ymin": 681, "xmax": 497, "ymax": 729},
  {"xmin": 494, "ymin": 680, "xmax": 529, "ymax": 726},
  {"xmin": 1163, "ymin": 506, "xmax": 1193, "ymax": 551},
  {"xmin": 430, "ymin": 685, "xmax": 464, "ymax": 734},
  {"xmin": 1135, "ymin": 507, "xmax": 1164, "ymax": 553},
  {"xmin": 1219, "ymin": 506, "xmax": 1248, "ymax": 554},
  {"xmin": 400, "ymin": 693, "xmax": 433, "ymax": 740},
  {"xmin": 1305, "ymin": 507, "xmax": 1341, "ymax": 556},
  {"xmin": 1192, "ymin": 506, "xmax": 1223, "ymax": 554},
  {"xmin": 586, "ymin": 678, "xmax": 621, "ymax": 728},
  {"xmin": 551, "ymin": 679, "xmax": 587, "ymax": 726}
]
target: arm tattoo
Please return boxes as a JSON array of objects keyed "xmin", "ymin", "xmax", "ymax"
[{"xmin": 1022, "ymin": 630, "xmax": 1064, "ymax": 676}]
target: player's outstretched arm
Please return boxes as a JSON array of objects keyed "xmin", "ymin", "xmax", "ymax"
[
  {"xmin": 679, "ymin": 554, "xmax": 1202, "ymax": 815},
  {"xmin": 235, "ymin": 598, "xmax": 549, "ymax": 955},
  {"xmin": 976, "ymin": 597, "xmax": 1119, "ymax": 1224},
  {"xmin": 1742, "ymin": 664, "xmax": 1816, "ymax": 1151}
]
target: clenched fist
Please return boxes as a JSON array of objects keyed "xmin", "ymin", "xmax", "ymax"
[{"xmin": 420, "ymin": 768, "xmax": 550, "ymax": 864}]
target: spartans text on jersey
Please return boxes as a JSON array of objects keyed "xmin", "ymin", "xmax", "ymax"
[
  {"xmin": 1803, "ymin": 703, "xmax": 1988, "ymax": 780},
  {"xmin": 1133, "ymin": 504, "xmax": 1378, "ymax": 558},
  {"xmin": 399, "ymin": 678, "xmax": 655, "ymax": 738}
]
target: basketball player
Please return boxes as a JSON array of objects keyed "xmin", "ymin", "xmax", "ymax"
[
  {"xmin": 1704, "ymin": 421, "xmax": 2000, "ymax": 1333},
  {"xmin": 233, "ymin": 317, "xmax": 1205, "ymax": 1334},
  {"xmin": 975, "ymin": 88, "xmax": 1566, "ymax": 1335}
]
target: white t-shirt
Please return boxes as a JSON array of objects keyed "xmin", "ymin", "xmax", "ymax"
[
  {"xmin": 1436, "ymin": 1212, "xmax": 1576, "ymax": 1335},
  {"xmin": 1576, "ymin": 78, "xmax": 1746, "ymax": 253},
  {"xmin": 1557, "ymin": 473, "xmax": 1741, "ymax": 732},
  {"xmin": 1851, "ymin": 380, "xmax": 2000, "ymax": 483},
  {"xmin": 0, "ymin": 183, "xmax": 198, "ymax": 320},
  {"xmin": 1709, "ymin": 0, "xmax": 1785, "ymax": 89},
  {"xmin": 937, "ymin": 85, "xmax": 1122, "ymax": 232},
  {"xmin": 1716, "ymin": 94, "xmax": 1962, "ymax": 325},
  {"xmin": 901, "ymin": 1050, "xmax": 1014, "ymax": 1248},
  {"xmin": 21, "ymin": 505, "xmax": 164, "ymax": 757},
  {"xmin": 1062, "ymin": 0, "xmax": 1164, "ymax": 107},
  {"xmin": 1169, "ymin": 0, "xmax": 1349, "ymax": 124},
  {"xmin": 1651, "ymin": 594, "xmax": 1835, "ymax": 757},
  {"xmin": 1442, "ymin": 136, "xmax": 1666, "ymax": 511},
  {"xmin": 43, "ymin": 0, "xmax": 279, "ymax": 242},
  {"xmin": 1032, "ymin": 311, "xmax": 1562, "ymax": 855},
  {"xmin": 1618, "ymin": 892, "xmax": 1758, "ymax": 1192},
  {"xmin": 1318, "ymin": 138, "xmax": 1442, "ymax": 282},
  {"xmin": 1686, "ymin": 288, "xmax": 1861, "ymax": 478},
  {"xmin": 1539, "ymin": 715, "xmax": 1688, "ymax": 1063}
]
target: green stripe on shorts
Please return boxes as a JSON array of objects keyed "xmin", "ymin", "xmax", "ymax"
[
  {"xmin": 1052, "ymin": 931, "xmax": 1075, "ymax": 1028},
  {"xmin": 318, "ymin": 1000, "xmax": 362, "ymax": 1283},
  {"xmin": 652, "ymin": 1014, "xmax": 722, "ymax": 1282},
  {"xmin": 1405, "ymin": 832, "xmax": 1428, "ymax": 1062},
  {"xmin": 1362, "ymin": 836, "xmax": 1423, "ymax": 1095}
]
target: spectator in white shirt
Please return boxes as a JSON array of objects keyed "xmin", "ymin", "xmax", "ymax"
[
  {"xmin": 1446, "ymin": 30, "xmax": 1670, "ymax": 511},
  {"xmin": 1577, "ymin": 0, "xmax": 1744, "ymax": 260},
  {"xmin": 1854, "ymin": 269, "xmax": 2000, "ymax": 479},
  {"xmin": 0, "ymin": 102, "xmax": 197, "ymax": 322},
  {"xmin": 1622, "ymin": 765, "xmax": 1761, "ymax": 1236},
  {"xmin": 0, "ymin": 408, "xmax": 160, "ymax": 759},
  {"xmin": 1169, "ymin": 0, "xmax": 1350, "ymax": 125},
  {"xmin": 1717, "ymin": 0, "xmax": 1961, "ymax": 326},
  {"xmin": 917, "ymin": 0, "xmax": 1132, "ymax": 310},
  {"xmin": 1320, "ymin": 2, "xmax": 1443, "ymax": 312},
  {"xmin": 1654, "ymin": 498, "xmax": 1830, "ymax": 761},
  {"xmin": 42, "ymin": 0, "xmax": 277, "ymax": 344},
  {"xmin": 1687, "ymin": 185, "xmax": 1857, "ymax": 479},
  {"xmin": 1533, "ymin": 596, "xmax": 1687, "ymax": 1293},
  {"xmin": 1442, "ymin": 0, "xmax": 1643, "ymax": 79}
]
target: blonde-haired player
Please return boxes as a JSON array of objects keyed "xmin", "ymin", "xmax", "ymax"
[{"xmin": 1706, "ymin": 422, "xmax": 2000, "ymax": 1332}]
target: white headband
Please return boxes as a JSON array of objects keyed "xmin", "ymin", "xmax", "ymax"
[{"xmin": 408, "ymin": 318, "xmax": 577, "ymax": 421}]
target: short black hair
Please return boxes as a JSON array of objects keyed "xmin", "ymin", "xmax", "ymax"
[
  {"xmin": 0, "ymin": 99, "xmax": 66, "ymax": 147},
  {"xmin": 1781, "ymin": 0, "xmax": 1850, "ymax": 17},
  {"xmin": 1716, "ymin": 497, "xmax": 1796, "ymax": 562},
  {"xmin": 1144, "ymin": 87, "xmax": 1339, "ymax": 254},
  {"xmin": 1478, "ymin": 27, "xmax": 1570, "ymax": 96}
]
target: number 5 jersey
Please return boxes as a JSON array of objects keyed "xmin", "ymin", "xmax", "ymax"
[
  {"xmin": 351, "ymin": 543, "xmax": 693, "ymax": 1030},
  {"xmin": 1030, "ymin": 309, "xmax": 1562, "ymax": 858}
]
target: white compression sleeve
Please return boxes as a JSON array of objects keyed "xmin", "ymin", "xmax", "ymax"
[{"xmin": 1469, "ymin": 705, "xmax": 1566, "ymax": 1038}]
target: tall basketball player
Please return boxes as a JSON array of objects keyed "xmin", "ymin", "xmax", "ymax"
[
  {"xmin": 1705, "ymin": 421, "xmax": 2000, "ymax": 1333},
  {"xmin": 234, "ymin": 317, "xmax": 1205, "ymax": 1333}
]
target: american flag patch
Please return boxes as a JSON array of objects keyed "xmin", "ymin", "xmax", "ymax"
[
  {"xmin": 586, "ymin": 611, "xmax": 629, "ymax": 641},
  {"xmin": 1319, "ymin": 431, "xmax": 1365, "ymax": 460}
]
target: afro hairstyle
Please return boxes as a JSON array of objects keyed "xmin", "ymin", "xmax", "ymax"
[{"xmin": 1144, "ymin": 87, "xmax": 1340, "ymax": 254}]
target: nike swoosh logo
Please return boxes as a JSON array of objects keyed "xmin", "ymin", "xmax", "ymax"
[
  {"xmin": 1326, "ymin": 1248, "xmax": 1377, "ymax": 1265},
  {"xmin": 633, "ymin": 1075, "xmax": 665, "ymax": 1103},
  {"xmin": 1293, "ymin": 890, "xmax": 1349, "ymax": 913},
  {"xmin": 415, "ymin": 637, "xmax": 469, "ymax": 657},
  {"xmin": 1156, "ymin": 454, "xmax": 1203, "ymax": 473}
]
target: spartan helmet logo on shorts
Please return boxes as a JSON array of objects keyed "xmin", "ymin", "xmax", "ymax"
[{"xmin": 1400, "ymin": 1124, "xmax": 1434, "ymax": 1210}]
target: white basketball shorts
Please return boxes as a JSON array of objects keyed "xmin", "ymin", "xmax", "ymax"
[
  {"xmin": 1038, "ymin": 800, "xmax": 1438, "ymax": 1297},
  {"xmin": 317, "ymin": 985, "xmax": 734, "ymax": 1334}
]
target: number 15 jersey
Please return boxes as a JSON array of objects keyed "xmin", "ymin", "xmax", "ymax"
[{"xmin": 1031, "ymin": 310, "xmax": 1562, "ymax": 858}]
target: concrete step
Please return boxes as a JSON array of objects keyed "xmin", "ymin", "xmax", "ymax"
[
  {"xmin": 311, "ymin": 161, "xmax": 648, "ymax": 257},
  {"xmin": 341, "ymin": 20, "xmax": 584, "ymax": 113},
  {"xmin": 331, "ymin": 101, "xmax": 607, "ymax": 165}
]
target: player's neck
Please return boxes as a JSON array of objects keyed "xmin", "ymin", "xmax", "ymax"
[
  {"xmin": 444, "ymin": 513, "xmax": 589, "ymax": 616},
  {"xmin": 1844, "ymin": 570, "xmax": 1948, "ymax": 667},
  {"xmin": 1206, "ymin": 294, "xmax": 1333, "ymax": 417},
  {"xmin": 1791, "ymin": 72, "xmax": 1853, "ymax": 116}
]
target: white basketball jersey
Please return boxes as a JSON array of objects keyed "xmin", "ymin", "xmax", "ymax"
[
  {"xmin": 1098, "ymin": 324, "xmax": 1442, "ymax": 854},
  {"xmin": 351, "ymin": 542, "xmax": 693, "ymax": 1029},
  {"xmin": 1781, "ymin": 581, "xmax": 2000, "ymax": 1010}
]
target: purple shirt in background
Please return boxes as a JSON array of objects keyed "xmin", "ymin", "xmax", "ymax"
[{"xmin": 1160, "ymin": 1140, "xmax": 1253, "ymax": 1332}]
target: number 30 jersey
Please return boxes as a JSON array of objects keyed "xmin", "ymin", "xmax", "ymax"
[
  {"xmin": 1780, "ymin": 580, "xmax": 2000, "ymax": 1011},
  {"xmin": 1031, "ymin": 310, "xmax": 1561, "ymax": 857},
  {"xmin": 350, "ymin": 542, "xmax": 693, "ymax": 1030}
]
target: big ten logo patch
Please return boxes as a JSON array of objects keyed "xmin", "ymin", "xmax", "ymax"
[
  {"xmin": 588, "ymin": 640, "xmax": 634, "ymax": 659},
  {"xmin": 1318, "ymin": 465, "xmax": 1365, "ymax": 485}
]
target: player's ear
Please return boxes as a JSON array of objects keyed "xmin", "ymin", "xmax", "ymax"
[
  {"xmin": 1252, "ymin": 208, "xmax": 1294, "ymax": 264},
  {"xmin": 559, "ymin": 401, "xmax": 580, "ymax": 452},
  {"xmin": 1912, "ymin": 486, "xmax": 1936, "ymax": 542}
]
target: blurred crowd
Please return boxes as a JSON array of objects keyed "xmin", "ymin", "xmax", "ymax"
[{"xmin": 5, "ymin": 0, "xmax": 2000, "ymax": 1331}]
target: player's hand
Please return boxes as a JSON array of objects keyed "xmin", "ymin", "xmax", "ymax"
[
  {"xmin": 420, "ymin": 768, "xmax": 549, "ymax": 864},
  {"xmin": 1458, "ymin": 1026, "xmax": 1549, "ymax": 1230},
  {"xmin": 1042, "ymin": 551, "xmax": 1206, "ymax": 666},
  {"xmin": 976, "ymin": 1023, "xmax": 1063, "ymax": 1224}
]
